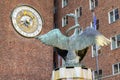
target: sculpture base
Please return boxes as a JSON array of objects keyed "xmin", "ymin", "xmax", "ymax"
[{"xmin": 51, "ymin": 66, "xmax": 92, "ymax": 80}]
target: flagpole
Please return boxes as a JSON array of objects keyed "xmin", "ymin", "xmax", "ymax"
[
  {"xmin": 91, "ymin": 1, "xmax": 100, "ymax": 80},
  {"xmin": 93, "ymin": 13, "xmax": 100, "ymax": 80},
  {"xmin": 95, "ymin": 45, "xmax": 100, "ymax": 80}
]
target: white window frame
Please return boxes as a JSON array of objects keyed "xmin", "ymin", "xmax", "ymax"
[
  {"xmin": 111, "ymin": 36, "xmax": 117, "ymax": 50},
  {"xmin": 108, "ymin": 8, "xmax": 119, "ymax": 24},
  {"xmin": 89, "ymin": 0, "xmax": 98, "ymax": 10},
  {"xmin": 90, "ymin": 19, "xmax": 99, "ymax": 30},
  {"xmin": 75, "ymin": 7, "xmax": 82, "ymax": 18},
  {"xmin": 90, "ymin": 21, "xmax": 94, "ymax": 28},
  {"xmin": 62, "ymin": 15, "xmax": 68, "ymax": 27},
  {"xmin": 111, "ymin": 34, "xmax": 120, "ymax": 50},
  {"xmin": 92, "ymin": 69, "xmax": 102, "ymax": 80},
  {"xmin": 112, "ymin": 62, "xmax": 120, "ymax": 75},
  {"xmin": 62, "ymin": 0, "xmax": 68, "ymax": 8},
  {"xmin": 92, "ymin": 44, "xmax": 101, "ymax": 57},
  {"xmin": 92, "ymin": 44, "xmax": 97, "ymax": 57},
  {"xmin": 89, "ymin": 0, "xmax": 93, "ymax": 10}
]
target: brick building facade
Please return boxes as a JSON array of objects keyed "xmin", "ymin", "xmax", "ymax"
[
  {"xmin": 0, "ymin": 0, "xmax": 54, "ymax": 80},
  {"xmin": 1, "ymin": 0, "xmax": 120, "ymax": 80},
  {"xmin": 54, "ymin": 0, "xmax": 120, "ymax": 80}
]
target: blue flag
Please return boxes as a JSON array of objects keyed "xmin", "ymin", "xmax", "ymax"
[
  {"xmin": 93, "ymin": 13, "xmax": 97, "ymax": 30},
  {"xmin": 93, "ymin": 12, "xmax": 99, "ymax": 56}
]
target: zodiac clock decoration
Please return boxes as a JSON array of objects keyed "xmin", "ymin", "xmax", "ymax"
[{"xmin": 11, "ymin": 5, "xmax": 43, "ymax": 37}]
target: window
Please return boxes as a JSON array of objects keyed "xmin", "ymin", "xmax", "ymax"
[
  {"xmin": 112, "ymin": 62, "xmax": 120, "ymax": 75},
  {"xmin": 92, "ymin": 44, "xmax": 101, "ymax": 57},
  {"xmin": 90, "ymin": 19, "xmax": 99, "ymax": 30},
  {"xmin": 62, "ymin": 0, "xmax": 68, "ymax": 8},
  {"xmin": 111, "ymin": 34, "xmax": 120, "ymax": 50},
  {"xmin": 75, "ymin": 7, "xmax": 82, "ymax": 18},
  {"xmin": 89, "ymin": 0, "xmax": 98, "ymax": 10},
  {"xmin": 62, "ymin": 15, "xmax": 68, "ymax": 27},
  {"xmin": 108, "ymin": 8, "xmax": 119, "ymax": 23},
  {"xmin": 92, "ymin": 69, "xmax": 102, "ymax": 80}
]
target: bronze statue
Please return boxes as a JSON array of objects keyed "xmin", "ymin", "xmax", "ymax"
[{"xmin": 35, "ymin": 13, "xmax": 110, "ymax": 67}]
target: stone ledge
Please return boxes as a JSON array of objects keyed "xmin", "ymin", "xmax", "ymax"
[{"xmin": 51, "ymin": 67, "xmax": 92, "ymax": 80}]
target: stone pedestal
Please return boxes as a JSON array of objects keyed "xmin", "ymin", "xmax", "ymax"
[{"xmin": 51, "ymin": 67, "xmax": 92, "ymax": 80}]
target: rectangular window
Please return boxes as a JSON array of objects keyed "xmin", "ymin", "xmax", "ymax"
[
  {"xmin": 117, "ymin": 34, "xmax": 120, "ymax": 47},
  {"xmin": 115, "ymin": 9, "xmax": 119, "ymax": 20},
  {"xmin": 89, "ymin": 0, "xmax": 98, "ymax": 10},
  {"xmin": 92, "ymin": 44, "xmax": 97, "ymax": 57},
  {"xmin": 112, "ymin": 62, "xmax": 120, "ymax": 75},
  {"xmin": 110, "ymin": 11, "xmax": 114, "ymax": 23},
  {"xmin": 111, "ymin": 34, "xmax": 120, "ymax": 50},
  {"xmin": 92, "ymin": 44, "xmax": 101, "ymax": 57},
  {"xmin": 92, "ymin": 69, "xmax": 102, "ymax": 80},
  {"xmin": 96, "ymin": 19, "xmax": 99, "ymax": 30},
  {"xmin": 108, "ymin": 8, "xmax": 119, "ymax": 23},
  {"xmin": 90, "ymin": 21, "xmax": 94, "ymax": 28},
  {"xmin": 62, "ymin": 15, "xmax": 68, "ymax": 27},
  {"xmin": 62, "ymin": 0, "xmax": 68, "ymax": 8},
  {"xmin": 75, "ymin": 7, "xmax": 82, "ymax": 18},
  {"xmin": 90, "ymin": 19, "xmax": 99, "ymax": 30},
  {"xmin": 114, "ymin": 64, "xmax": 118, "ymax": 74},
  {"xmin": 111, "ymin": 36, "xmax": 116, "ymax": 49},
  {"xmin": 95, "ymin": 0, "xmax": 98, "ymax": 7},
  {"xmin": 119, "ymin": 63, "xmax": 120, "ymax": 72}
]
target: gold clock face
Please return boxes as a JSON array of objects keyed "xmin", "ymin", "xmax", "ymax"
[{"xmin": 11, "ymin": 5, "xmax": 43, "ymax": 37}]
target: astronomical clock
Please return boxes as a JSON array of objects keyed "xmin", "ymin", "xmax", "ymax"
[{"xmin": 11, "ymin": 5, "xmax": 43, "ymax": 37}]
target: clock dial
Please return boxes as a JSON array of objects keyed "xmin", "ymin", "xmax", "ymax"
[{"xmin": 11, "ymin": 5, "xmax": 43, "ymax": 37}]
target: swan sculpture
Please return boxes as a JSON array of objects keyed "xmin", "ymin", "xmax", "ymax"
[{"xmin": 35, "ymin": 13, "xmax": 110, "ymax": 67}]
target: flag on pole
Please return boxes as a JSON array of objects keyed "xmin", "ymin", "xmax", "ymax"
[
  {"xmin": 92, "ymin": 10, "xmax": 100, "ymax": 80},
  {"xmin": 93, "ymin": 12, "xmax": 97, "ymax": 30},
  {"xmin": 93, "ymin": 12, "xmax": 99, "ymax": 56}
]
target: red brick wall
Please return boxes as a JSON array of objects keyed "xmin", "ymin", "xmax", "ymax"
[
  {"xmin": 55, "ymin": 0, "xmax": 120, "ymax": 79},
  {"xmin": 0, "ymin": 0, "xmax": 54, "ymax": 80}
]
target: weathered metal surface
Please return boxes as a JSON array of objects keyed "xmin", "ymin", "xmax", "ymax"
[{"xmin": 35, "ymin": 13, "xmax": 110, "ymax": 67}]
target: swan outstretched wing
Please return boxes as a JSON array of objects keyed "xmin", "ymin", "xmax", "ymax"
[
  {"xmin": 35, "ymin": 29, "xmax": 69, "ymax": 50},
  {"xmin": 74, "ymin": 27, "xmax": 111, "ymax": 50},
  {"xmin": 35, "ymin": 27, "xmax": 110, "ymax": 51}
]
